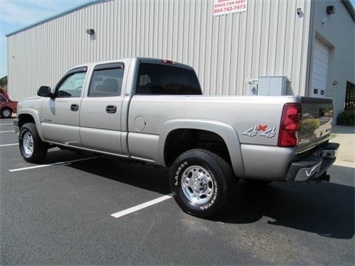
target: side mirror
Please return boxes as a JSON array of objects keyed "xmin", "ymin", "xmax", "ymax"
[{"xmin": 37, "ymin": 86, "xmax": 53, "ymax": 97}]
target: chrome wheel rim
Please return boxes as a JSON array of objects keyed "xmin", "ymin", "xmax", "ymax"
[
  {"xmin": 181, "ymin": 165, "xmax": 215, "ymax": 205},
  {"xmin": 22, "ymin": 132, "xmax": 34, "ymax": 157}
]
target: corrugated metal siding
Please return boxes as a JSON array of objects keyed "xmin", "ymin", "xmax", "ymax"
[{"xmin": 7, "ymin": 0, "xmax": 311, "ymax": 100}]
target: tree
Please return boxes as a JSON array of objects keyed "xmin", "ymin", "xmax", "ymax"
[{"xmin": 0, "ymin": 76, "xmax": 8, "ymax": 91}]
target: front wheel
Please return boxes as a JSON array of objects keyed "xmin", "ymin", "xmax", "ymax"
[
  {"xmin": 169, "ymin": 149, "xmax": 235, "ymax": 218},
  {"xmin": 19, "ymin": 123, "xmax": 48, "ymax": 163},
  {"xmin": 1, "ymin": 108, "xmax": 12, "ymax": 118}
]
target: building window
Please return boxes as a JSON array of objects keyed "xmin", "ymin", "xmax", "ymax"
[{"xmin": 345, "ymin": 81, "xmax": 355, "ymax": 110}]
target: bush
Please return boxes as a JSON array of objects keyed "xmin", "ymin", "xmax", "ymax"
[{"xmin": 337, "ymin": 110, "xmax": 355, "ymax": 126}]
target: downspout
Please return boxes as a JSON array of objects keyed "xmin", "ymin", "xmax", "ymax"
[{"xmin": 305, "ymin": 0, "xmax": 316, "ymax": 96}]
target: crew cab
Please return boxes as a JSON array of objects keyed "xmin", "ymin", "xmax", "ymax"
[{"xmin": 14, "ymin": 58, "xmax": 339, "ymax": 218}]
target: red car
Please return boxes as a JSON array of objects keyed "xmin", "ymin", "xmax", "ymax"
[{"xmin": 0, "ymin": 86, "xmax": 18, "ymax": 118}]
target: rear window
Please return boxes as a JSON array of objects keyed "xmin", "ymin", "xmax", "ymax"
[{"xmin": 136, "ymin": 63, "xmax": 202, "ymax": 95}]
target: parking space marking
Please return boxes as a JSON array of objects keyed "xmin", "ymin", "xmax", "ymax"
[
  {"xmin": 9, "ymin": 157, "xmax": 96, "ymax": 172},
  {"xmin": 0, "ymin": 130, "xmax": 15, "ymax": 133},
  {"xmin": 0, "ymin": 143, "xmax": 18, "ymax": 147},
  {"xmin": 111, "ymin": 194, "xmax": 173, "ymax": 219},
  {"xmin": 0, "ymin": 123, "xmax": 13, "ymax": 126}
]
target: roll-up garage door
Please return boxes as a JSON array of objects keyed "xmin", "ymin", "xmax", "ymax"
[{"xmin": 310, "ymin": 39, "xmax": 330, "ymax": 98}]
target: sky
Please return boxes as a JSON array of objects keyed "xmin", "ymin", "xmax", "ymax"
[
  {"xmin": 0, "ymin": 0, "xmax": 355, "ymax": 79},
  {"xmin": 0, "ymin": 0, "xmax": 95, "ymax": 78}
]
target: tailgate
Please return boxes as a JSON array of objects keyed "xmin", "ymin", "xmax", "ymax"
[{"xmin": 298, "ymin": 97, "xmax": 334, "ymax": 153}]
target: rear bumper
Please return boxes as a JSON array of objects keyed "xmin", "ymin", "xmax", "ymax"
[{"xmin": 286, "ymin": 142, "xmax": 339, "ymax": 182}]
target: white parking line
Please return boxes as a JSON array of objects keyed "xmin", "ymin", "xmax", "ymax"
[
  {"xmin": 0, "ymin": 143, "xmax": 18, "ymax": 147},
  {"xmin": 0, "ymin": 130, "xmax": 15, "ymax": 133},
  {"xmin": 9, "ymin": 157, "xmax": 96, "ymax": 172},
  {"xmin": 111, "ymin": 194, "xmax": 173, "ymax": 219},
  {"xmin": 0, "ymin": 123, "xmax": 13, "ymax": 126}
]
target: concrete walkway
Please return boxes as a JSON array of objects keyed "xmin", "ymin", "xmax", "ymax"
[{"xmin": 331, "ymin": 125, "xmax": 354, "ymax": 168}]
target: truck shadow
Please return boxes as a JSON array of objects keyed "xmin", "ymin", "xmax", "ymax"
[
  {"xmin": 63, "ymin": 155, "xmax": 171, "ymax": 195},
  {"xmin": 61, "ymin": 153, "xmax": 354, "ymax": 240},
  {"xmin": 219, "ymin": 168, "xmax": 355, "ymax": 239}
]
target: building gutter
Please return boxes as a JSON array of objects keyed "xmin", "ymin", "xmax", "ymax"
[
  {"xmin": 305, "ymin": 0, "xmax": 316, "ymax": 97},
  {"xmin": 6, "ymin": 0, "xmax": 106, "ymax": 37},
  {"xmin": 342, "ymin": 0, "xmax": 355, "ymax": 21}
]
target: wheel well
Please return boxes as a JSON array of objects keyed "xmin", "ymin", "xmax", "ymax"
[
  {"xmin": 1, "ymin": 107, "xmax": 12, "ymax": 112},
  {"xmin": 164, "ymin": 129, "xmax": 231, "ymax": 167},
  {"xmin": 18, "ymin": 114, "xmax": 35, "ymax": 128}
]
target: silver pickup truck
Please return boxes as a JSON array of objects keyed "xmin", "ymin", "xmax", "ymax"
[{"xmin": 14, "ymin": 57, "xmax": 339, "ymax": 218}]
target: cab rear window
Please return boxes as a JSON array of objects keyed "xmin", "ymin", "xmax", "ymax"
[{"xmin": 136, "ymin": 63, "xmax": 202, "ymax": 95}]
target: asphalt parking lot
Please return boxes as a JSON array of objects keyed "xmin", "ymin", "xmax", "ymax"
[{"xmin": 1, "ymin": 118, "xmax": 354, "ymax": 265}]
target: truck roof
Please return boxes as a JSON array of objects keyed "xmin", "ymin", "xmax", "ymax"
[{"xmin": 66, "ymin": 57, "xmax": 194, "ymax": 73}]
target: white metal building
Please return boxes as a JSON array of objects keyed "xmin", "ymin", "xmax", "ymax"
[{"xmin": 6, "ymin": 0, "xmax": 355, "ymax": 119}]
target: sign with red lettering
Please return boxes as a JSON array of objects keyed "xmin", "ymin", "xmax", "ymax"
[{"xmin": 213, "ymin": 0, "xmax": 247, "ymax": 16}]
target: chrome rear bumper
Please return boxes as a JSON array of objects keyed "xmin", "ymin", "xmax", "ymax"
[{"xmin": 286, "ymin": 142, "xmax": 339, "ymax": 182}]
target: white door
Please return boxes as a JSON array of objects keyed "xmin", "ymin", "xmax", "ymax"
[
  {"xmin": 79, "ymin": 63, "xmax": 125, "ymax": 155},
  {"xmin": 40, "ymin": 69, "xmax": 86, "ymax": 146},
  {"xmin": 311, "ymin": 39, "xmax": 330, "ymax": 98}
]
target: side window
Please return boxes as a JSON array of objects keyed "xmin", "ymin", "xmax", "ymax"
[
  {"xmin": 57, "ymin": 72, "xmax": 86, "ymax": 98},
  {"xmin": 0, "ymin": 94, "xmax": 7, "ymax": 102},
  {"xmin": 88, "ymin": 64, "xmax": 124, "ymax": 97}
]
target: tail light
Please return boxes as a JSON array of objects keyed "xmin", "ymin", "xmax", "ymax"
[{"xmin": 278, "ymin": 103, "xmax": 301, "ymax": 147}]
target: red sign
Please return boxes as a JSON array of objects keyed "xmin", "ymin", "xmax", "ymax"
[{"xmin": 213, "ymin": 0, "xmax": 247, "ymax": 16}]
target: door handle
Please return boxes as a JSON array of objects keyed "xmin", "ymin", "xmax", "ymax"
[
  {"xmin": 106, "ymin": 105, "xmax": 117, "ymax": 114},
  {"xmin": 70, "ymin": 104, "xmax": 79, "ymax": 111}
]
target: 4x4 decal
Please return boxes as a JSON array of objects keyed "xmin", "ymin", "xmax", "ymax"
[{"xmin": 243, "ymin": 125, "xmax": 277, "ymax": 138}]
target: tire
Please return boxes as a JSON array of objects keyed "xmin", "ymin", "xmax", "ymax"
[
  {"xmin": 19, "ymin": 123, "xmax": 48, "ymax": 163},
  {"xmin": 1, "ymin": 108, "xmax": 12, "ymax": 118},
  {"xmin": 169, "ymin": 149, "xmax": 235, "ymax": 218}
]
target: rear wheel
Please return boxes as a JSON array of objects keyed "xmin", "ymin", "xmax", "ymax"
[
  {"xmin": 169, "ymin": 149, "xmax": 235, "ymax": 218},
  {"xmin": 1, "ymin": 108, "xmax": 12, "ymax": 118},
  {"xmin": 19, "ymin": 123, "xmax": 48, "ymax": 163}
]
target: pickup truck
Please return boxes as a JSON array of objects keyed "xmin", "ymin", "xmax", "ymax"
[
  {"xmin": 0, "ymin": 86, "xmax": 18, "ymax": 118},
  {"xmin": 14, "ymin": 57, "xmax": 339, "ymax": 218}
]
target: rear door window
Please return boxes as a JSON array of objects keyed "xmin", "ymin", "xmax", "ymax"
[{"xmin": 88, "ymin": 63, "xmax": 124, "ymax": 97}]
